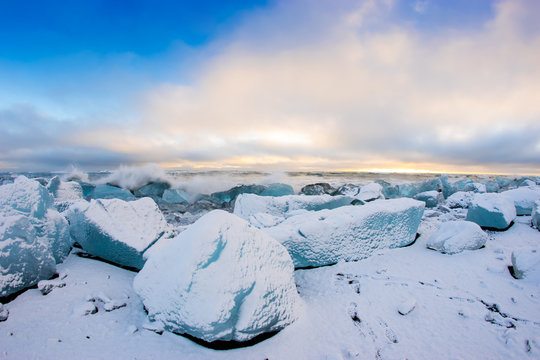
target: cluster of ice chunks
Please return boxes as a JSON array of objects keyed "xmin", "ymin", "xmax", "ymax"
[
  {"xmin": 426, "ymin": 221, "xmax": 487, "ymax": 254},
  {"xmin": 67, "ymin": 197, "xmax": 174, "ymax": 270},
  {"xmin": 0, "ymin": 176, "xmax": 72, "ymax": 298},
  {"xmin": 264, "ymin": 198, "xmax": 425, "ymax": 268},
  {"xmin": 233, "ymin": 193, "xmax": 355, "ymax": 227},
  {"xmin": 134, "ymin": 210, "xmax": 301, "ymax": 343}
]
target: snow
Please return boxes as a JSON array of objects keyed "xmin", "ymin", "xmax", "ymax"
[
  {"xmin": 532, "ymin": 200, "xmax": 540, "ymax": 229},
  {"xmin": 413, "ymin": 190, "xmax": 443, "ymax": 208},
  {"xmin": 133, "ymin": 210, "xmax": 302, "ymax": 342},
  {"xmin": 426, "ymin": 220, "xmax": 488, "ymax": 254},
  {"xmin": 501, "ymin": 187, "xmax": 540, "ymax": 216},
  {"xmin": 67, "ymin": 197, "xmax": 173, "ymax": 270},
  {"xmin": 511, "ymin": 248, "xmax": 540, "ymax": 281},
  {"xmin": 265, "ymin": 199, "xmax": 425, "ymax": 268},
  {"xmin": 233, "ymin": 194, "xmax": 354, "ymax": 227},
  {"xmin": 466, "ymin": 193, "xmax": 517, "ymax": 230}
]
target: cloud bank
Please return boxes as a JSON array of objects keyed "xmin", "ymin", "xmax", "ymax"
[{"xmin": 2, "ymin": 0, "xmax": 540, "ymax": 174}]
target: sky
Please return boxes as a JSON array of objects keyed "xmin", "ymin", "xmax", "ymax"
[{"xmin": 0, "ymin": 0, "xmax": 539, "ymax": 175}]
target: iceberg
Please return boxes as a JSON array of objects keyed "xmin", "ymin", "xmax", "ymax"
[
  {"xmin": 466, "ymin": 193, "xmax": 516, "ymax": 230},
  {"xmin": 264, "ymin": 198, "xmax": 425, "ymax": 268},
  {"xmin": 500, "ymin": 187, "xmax": 540, "ymax": 216},
  {"xmin": 426, "ymin": 221, "xmax": 487, "ymax": 254},
  {"xmin": 133, "ymin": 210, "xmax": 301, "ymax": 343},
  {"xmin": 67, "ymin": 197, "xmax": 173, "ymax": 270},
  {"xmin": 233, "ymin": 193, "xmax": 355, "ymax": 227}
]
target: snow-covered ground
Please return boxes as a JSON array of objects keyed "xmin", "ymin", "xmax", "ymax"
[{"xmin": 2, "ymin": 216, "xmax": 539, "ymax": 359}]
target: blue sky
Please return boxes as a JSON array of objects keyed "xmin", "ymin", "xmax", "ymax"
[{"xmin": 1, "ymin": 0, "xmax": 539, "ymax": 174}]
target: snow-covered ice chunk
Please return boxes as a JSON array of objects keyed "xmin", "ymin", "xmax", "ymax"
[
  {"xmin": 0, "ymin": 303, "xmax": 8, "ymax": 321},
  {"xmin": 162, "ymin": 188, "xmax": 191, "ymax": 204},
  {"xmin": 445, "ymin": 191, "xmax": 475, "ymax": 209},
  {"xmin": 414, "ymin": 190, "xmax": 443, "ymax": 208},
  {"xmin": 532, "ymin": 200, "xmax": 540, "ymax": 229},
  {"xmin": 0, "ymin": 176, "xmax": 53, "ymax": 219},
  {"xmin": 260, "ymin": 183, "xmax": 294, "ymax": 197},
  {"xmin": 233, "ymin": 194, "xmax": 355, "ymax": 227},
  {"xmin": 265, "ymin": 199, "xmax": 425, "ymax": 268},
  {"xmin": 511, "ymin": 248, "xmax": 540, "ymax": 281},
  {"xmin": 333, "ymin": 184, "xmax": 360, "ymax": 197},
  {"xmin": 466, "ymin": 193, "xmax": 516, "ymax": 230},
  {"xmin": 0, "ymin": 177, "xmax": 71, "ymax": 297},
  {"xmin": 89, "ymin": 184, "xmax": 136, "ymax": 201},
  {"xmin": 37, "ymin": 278, "xmax": 66, "ymax": 295},
  {"xmin": 356, "ymin": 182, "xmax": 384, "ymax": 202},
  {"xmin": 397, "ymin": 298, "xmax": 417, "ymax": 315},
  {"xmin": 426, "ymin": 221, "xmax": 488, "ymax": 254},
  {"xmin": 500, "ymin": 187, "xmax": 540, "ymax": 216},
  {"xmin": 42, "ymin": 209, "xmax": 72, "ymax": 263},
  {"xmin": 67, "ymin": 197, "xmax": 173, "ymax": 269},
  {"xmin": 46, "ymin": 176, "xmax": 84, "ymax": 212},
  {"xmin": 133, "ymin": 210, "xmax": 301, "ymax": 343},
  {"xmin": 0, "ymin": 215, "xmax": 56, "ymax": 297},
  {"xmin": 73, "ymin": 301, "xmax": 98, "ymax": 316}
]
